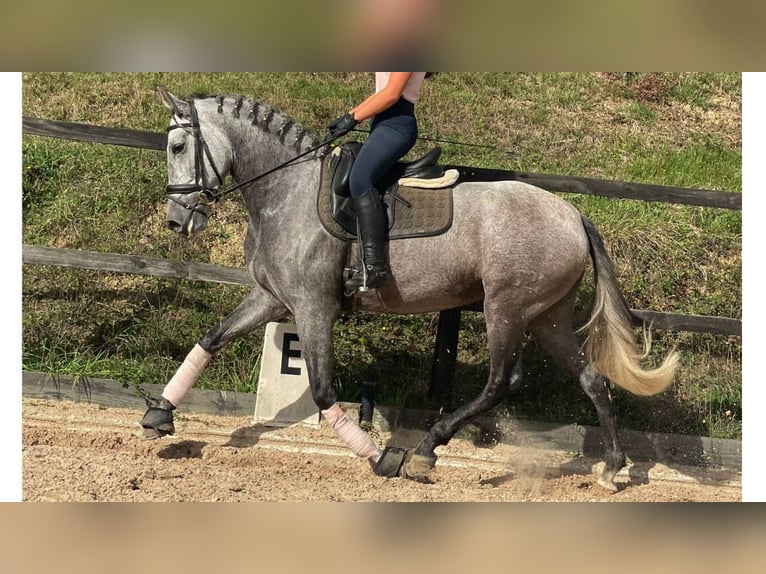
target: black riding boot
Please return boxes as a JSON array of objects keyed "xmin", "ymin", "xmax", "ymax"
[{"xmin": 345, "ymin": 189, "xmax": 388, "ymax": 293}]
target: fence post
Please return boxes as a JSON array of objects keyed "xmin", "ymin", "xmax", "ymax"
[{"xmin": 429, "ymin": 308, "xmax": 462, "ymax": 408}]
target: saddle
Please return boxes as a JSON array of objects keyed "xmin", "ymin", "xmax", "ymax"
[{"xmin": 317, "ymin": 142, "xmax": 459, "ymax": 242}]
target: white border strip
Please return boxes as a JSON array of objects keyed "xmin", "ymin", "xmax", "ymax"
[
  {"xmin": 1, "ymin": 72, "xmax": 22, "ymax": 503},
  {"xmin": 742, "ymin": 72, "xmax": 763, "ymax": 502}
]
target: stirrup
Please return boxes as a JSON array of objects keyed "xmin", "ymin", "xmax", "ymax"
[
  {"xmin": 343, "ymin": 268, "xmax": 366, "ymax": 296},
  {"xmin": 344, "ymin": 222, "xmax": 386, "ymax": 294},
  {"xmin": 344, "ymin": 264, "xmax": 386, "ymax": 295}
]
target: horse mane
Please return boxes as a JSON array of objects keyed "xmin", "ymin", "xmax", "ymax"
[{"xmin": 189, "ymin": 93, "xmax": 322, "ymax": 154}]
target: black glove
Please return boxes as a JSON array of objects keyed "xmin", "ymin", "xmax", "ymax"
[{"xmin": 327, "ymin": 112, "xmax": 358, "ymax": 138}]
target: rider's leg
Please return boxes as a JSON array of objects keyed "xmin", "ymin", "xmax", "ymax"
[{"xmin": 345, "ymin": 109, "xmax": 417, "ymax": 292}]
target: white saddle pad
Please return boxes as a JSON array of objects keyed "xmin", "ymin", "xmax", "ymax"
[{"xmin": 399, "ymin": 169, "xmax": 460, "ymax": 189}]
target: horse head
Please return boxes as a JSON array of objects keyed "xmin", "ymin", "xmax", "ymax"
[{"xmin": 158, "ymin": 86, "xmax": 231, "ymax": 236}]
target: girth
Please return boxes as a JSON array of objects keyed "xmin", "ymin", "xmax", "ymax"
[{"xmin": 317, "ymin": 142, "xmax": 456, "ymax": 242}]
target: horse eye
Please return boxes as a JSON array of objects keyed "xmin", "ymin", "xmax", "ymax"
[{"xmin": 171, "ymin": 143, "xmax": 185, "ymax": 155}]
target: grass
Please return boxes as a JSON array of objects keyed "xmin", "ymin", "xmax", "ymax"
[{"xmin": 21, "ymin": 72, "xmax": 742, "ymax": 439}]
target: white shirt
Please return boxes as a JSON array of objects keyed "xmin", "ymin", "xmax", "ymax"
[{"xmin": 375, "ymin": 72, "xmax": 427, "ymax": 104}]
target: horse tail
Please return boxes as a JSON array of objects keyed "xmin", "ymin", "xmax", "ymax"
[{"xmin": 579, "ymin": 215, "xmax": 679, "ymax": 395}]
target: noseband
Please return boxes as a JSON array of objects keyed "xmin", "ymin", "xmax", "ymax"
[{"xmin": 164, "ymin": 98, "xmax": 343, "ymax": 215}]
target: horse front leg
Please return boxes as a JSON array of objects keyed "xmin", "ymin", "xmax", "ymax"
[
  {"xmin": 294, "ymin": 304, "xmax": 391, "ymax": 473},
  {"xmin": 140, "ymin": 285, "xmax": 288, "ymax": 437}
]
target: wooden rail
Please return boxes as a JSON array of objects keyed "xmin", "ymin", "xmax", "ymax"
[
  {"xmin": 23, "ymin": 245, "xmax": 253, "ymax": 286},
  {"xmin": 453, "ymin": 166, "xmax": 742, "ymax": 210},
  {"xmin": 23, "ymin": 117, "xmax": 742, "ymax": 406},
  {"xmin": 23, "ymin": 244, "xmax": 741, "ymax": 338},
  {"xmin": 24, "ymin": 117, "xmax": 741, "ymax": 210},
  {"xmin": 23, "ymin": 117, "xmax": 166, "ymax": 151}
]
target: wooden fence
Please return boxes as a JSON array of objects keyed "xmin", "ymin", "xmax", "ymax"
[{"xmin": 22, "ymin": 117, "xmax": 742, "ymax": 402}]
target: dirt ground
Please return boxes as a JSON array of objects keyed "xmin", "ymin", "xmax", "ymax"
[{"xmin": 22, "ymin": 398, "xmax": 741, "ymax": 502}]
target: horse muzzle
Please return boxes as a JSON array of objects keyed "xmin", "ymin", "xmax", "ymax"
[{"xmin": 165, "ymin": 193, "xmax": 211, "ymax": 236}]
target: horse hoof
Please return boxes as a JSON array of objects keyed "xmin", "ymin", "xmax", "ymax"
[
  {"xmin": 142, "ymin": 427, "xmax": 173, "ymax": 440},
  {"xmin": 140, "ymin": 405, "xmax": 175, "ymax": 439},
  {"xmin": 371, "ymin": 446, "xmax": 407, "ymax": 478},
  {"xmin": 596, "ymin": 476, "xmax": 619, "ymax": 492},
  {"xmin": 400, "ymin": 452, "xmax": 437, "ymax": 482}
]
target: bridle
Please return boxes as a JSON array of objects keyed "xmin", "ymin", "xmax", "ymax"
[
  {"xmin": 165, "ymin": 100, "xmax": 224, "ymax": 213},
  {"xmin": 164, "ymin": 98, "xmax": 341, "ymax": 214}
]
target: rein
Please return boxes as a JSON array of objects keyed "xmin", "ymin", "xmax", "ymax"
[{"xmin": 165, "ymin": 99, "xmax": 339, "ymax": 212}]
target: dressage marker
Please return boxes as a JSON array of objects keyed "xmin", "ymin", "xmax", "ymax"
[{"xmin": 253, "ymin": 322, "xmax": 320, "ymax": 428}]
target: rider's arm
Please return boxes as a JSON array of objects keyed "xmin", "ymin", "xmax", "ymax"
[{"xmin": 349, "ymin": 72, "xmax": 414, "ymax": 122}]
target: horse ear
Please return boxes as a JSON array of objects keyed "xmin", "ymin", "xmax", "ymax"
[{"xmin": 157, "ymin": 85, "xmax": 188, "ymax": 118}]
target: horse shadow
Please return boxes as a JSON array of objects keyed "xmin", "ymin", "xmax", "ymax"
[
  {"xmin": 155, "ymin": 426, "xmax": 285, "ymax": 460},
  {"xmin": 223, "ymin": 384, "xmax": 320, "ymax": 449},
  {"xmin": 556, "ymin": 425, "xmax": 740, "ymax": 489},
  {"xmin": 224, "ymin": 425, "xmax": 283, "ymax": 448},
  {"xmin": 154, "ymin": 384, "xmax": 318, "ymax": 458},
  {"xmin": 157, "ymin": 440, "xmax": 206, "ymax": 459}
]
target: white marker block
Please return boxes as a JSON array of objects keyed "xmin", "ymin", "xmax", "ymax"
[{"xmin": 253, "ymin": 322, "xmax": 320, "ymax": 428}]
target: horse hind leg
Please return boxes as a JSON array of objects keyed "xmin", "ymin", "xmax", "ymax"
[
  {"xmin": 528, "ymin": 295, "xmax": 626, "ymax": 492},
  {"xmin": 579, "ymin": 366, "xmax": 626, "ymax": 492},
  {"xmin": 402, "ymin": 301, "xmax": 523, "ymax": 481}
]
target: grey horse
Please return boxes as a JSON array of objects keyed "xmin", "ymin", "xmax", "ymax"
[{"xmin": 141, "ymin": 86, "xmax": 678, "ymax": 491}]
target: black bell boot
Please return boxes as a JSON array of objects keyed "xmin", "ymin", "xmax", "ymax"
[
  {"xmin": 345, "ymin": 189, "xmax": 388, "ymax": 293},
  {"xmin": 140, "ymin": 397, "xmax": 176, "ymax": 438}
]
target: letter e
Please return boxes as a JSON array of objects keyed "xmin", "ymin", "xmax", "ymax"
[{"xmin": 280, "ymin": 332, "xmax": 302, "ymax": 376}]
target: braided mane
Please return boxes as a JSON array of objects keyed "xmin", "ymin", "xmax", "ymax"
[{"xmin": 191, "ymin": 93, "xmax": 321, "ymax": 154}]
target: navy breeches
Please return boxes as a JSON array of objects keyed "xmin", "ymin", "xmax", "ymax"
[{"xmin": 348, "ymin": 98, "xmax": 418, "ymax": 200}]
